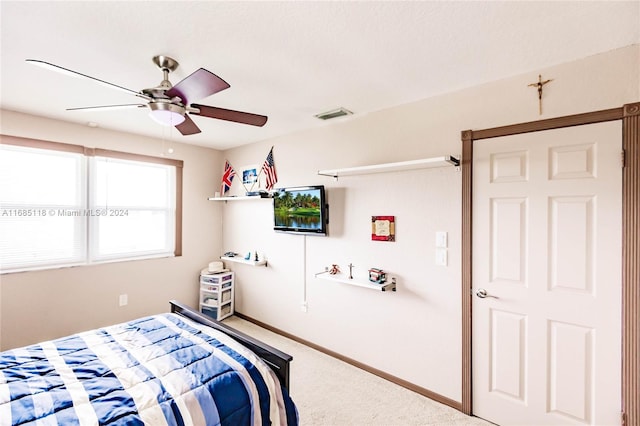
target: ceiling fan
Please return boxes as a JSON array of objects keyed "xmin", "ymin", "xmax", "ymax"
[{"xmin": 25, "ymin": 55, "xmax": 268, "ymax": 135}]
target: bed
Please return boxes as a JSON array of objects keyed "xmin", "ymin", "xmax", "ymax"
[{"xmin": 0, "ymin": 300, "xmax": 298, "ymax": 425}]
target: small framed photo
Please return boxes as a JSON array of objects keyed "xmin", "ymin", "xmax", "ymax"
[
  {"xmin": 372, "ymin": 215, "xmax": 395, "ymax": 241},
  {"xmin": 242, "ymin": 165, "xmax": 258, "ymax": 185},
  {"xmin": 241, "ymin": 164, "xmax": 259, "ymax": 192}
]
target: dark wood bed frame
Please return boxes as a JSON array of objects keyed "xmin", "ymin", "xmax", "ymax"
[{"xmin": 169, "ymin": 300, "xmax": 292, "ymax": 391}]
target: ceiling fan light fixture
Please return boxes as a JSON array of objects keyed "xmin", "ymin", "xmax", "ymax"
[
  {"xmin": 27, "ymin": 56, "xmax": 265, "ymax": 135},
  {"xmin": 148, "ymin": 102, "xmax": 186, "ymax": 126}
]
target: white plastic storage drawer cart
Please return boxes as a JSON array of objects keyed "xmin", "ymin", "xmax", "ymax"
[{"xmin": 199, "ymin": 271, "xmax": 234, "ymax": 321}]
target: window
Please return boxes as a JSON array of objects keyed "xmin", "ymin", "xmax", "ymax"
[
  {"xmin": 91, "ymin": 156, "xmax": 175, "ymax": 261},
  {"xmin": 0, "ymin": 136, "xmax": 183, "ymax": 273},
  {"xmin": 0, "ymin": 144, "xmax": 87, "ymax": 270}
]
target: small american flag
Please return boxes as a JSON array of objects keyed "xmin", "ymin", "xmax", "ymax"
[
  {"xmin": 220, "ymin": 160, "xmax": 236, "ymax": 194},
  {"xmin": 262, "ymin": 147, "xmax": 278, "ymax": 191}
]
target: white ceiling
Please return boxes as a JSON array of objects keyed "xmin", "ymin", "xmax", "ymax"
[{"xmin": 1, "ymin": 1, "xmax": 638, "ymax": 150}]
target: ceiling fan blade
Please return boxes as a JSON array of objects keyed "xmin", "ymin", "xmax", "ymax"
[
  {"xmin": 26, "ymin": 59, "xmax": 151, "ymax": 101},
  {"xmin": 191, "ymin": 104, "xmax": 268, "ymax": 127},
  {"xmin": 175, "ymin": 114, "xmax": 201, "ymax": 135},
  {"xmin": 166, "ymin": 68, "xmax": 230, "ymax": 105},
  {"xmin": 66, "ymin": 104, "xmax": 147, "ymax": 111}
]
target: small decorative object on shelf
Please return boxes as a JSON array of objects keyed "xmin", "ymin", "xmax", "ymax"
[
  {"xmin": 245, "ymin": 190, "xmax": 272, "ymax": 198},
  {"xmin": 244, "ymin": 252, "xmax": 251, "ymax": 260},
  {"xmin": 241, "ymin": 165, "xmax": 259, "ymax": 192},
  {"xmin": 348, "ymin": 263, "xmax": 354, "ymax": 279},
  {"xmin": 368, "ymin": 268, "xmax": 387, "ymax": 284},
  {"xmin": 329, "ymin": 264, "xmax": 340, "ymax": 275}
]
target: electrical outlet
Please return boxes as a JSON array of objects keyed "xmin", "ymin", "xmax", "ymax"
[{"xmin": 119, "ymin": 294, "xmax": 128, "ymax": 307}]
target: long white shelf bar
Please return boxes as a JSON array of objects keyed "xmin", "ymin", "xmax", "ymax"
[{"xmin": 317, "ymin": 155, "xmax": 459, "ymax": 178}]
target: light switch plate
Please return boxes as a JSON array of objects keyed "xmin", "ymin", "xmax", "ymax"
[
  {"xmin": 435, "ymin": 248, "xmax": 448, "ymax": 266},
  {"xmin": 436, "ymin": 231, "xmax": 448, "ymax": 248}
]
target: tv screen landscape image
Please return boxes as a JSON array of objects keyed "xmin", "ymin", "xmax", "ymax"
[{"xmin": 273, "ymin": 185, "xmax": 327, "ymax": 235}]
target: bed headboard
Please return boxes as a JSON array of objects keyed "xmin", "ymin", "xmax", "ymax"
[{"xmin": 169, "ymin": 300, "xmax": 292, "ymax": 391}]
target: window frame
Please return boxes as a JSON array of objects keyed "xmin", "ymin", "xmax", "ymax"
[
  {"xmin": 89, "ymin": 154, "xmax": 177, "ymax": 262},
  {"xmin": 0, "ymin": 135, "xmax": 183, "ymax": 273}
]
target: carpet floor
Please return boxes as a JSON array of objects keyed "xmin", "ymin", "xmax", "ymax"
[{"xmin": 223, "ymin": 316, "xmax": 493, "ymax": 426}]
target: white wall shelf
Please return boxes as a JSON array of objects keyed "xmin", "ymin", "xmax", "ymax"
[
  {"xmin": 316, "ymin": 273, "xmax": 396, "ymax": 292},
  {"xmin": 208, "ymin": 195, "xmax": 271, "ymax": 202},
  {"xmin": 221, "ymin": 255, "xmax": 267, "ymax": 267},
  {"xmin": 317, "ymin": 155, "xmax": 460, "ymax": 179}
]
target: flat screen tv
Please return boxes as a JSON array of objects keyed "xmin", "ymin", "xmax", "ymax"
[{"xmin": 273, "ymin": 185, "xmax": 328, "ymax": 236}]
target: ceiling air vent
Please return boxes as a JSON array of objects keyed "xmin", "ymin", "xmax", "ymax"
[{"xmin": 314, "ymin": 107, "xmax": 353, "ymax": 120}]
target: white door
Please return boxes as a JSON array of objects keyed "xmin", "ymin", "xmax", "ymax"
[{"xmin": 472, "ymin": 122, "xmax": 622, "ymax": 425}]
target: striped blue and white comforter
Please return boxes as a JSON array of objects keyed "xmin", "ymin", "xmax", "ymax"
[{"xmin": 0, "ymin": 313, "xmax": 298, "ymax": 425}]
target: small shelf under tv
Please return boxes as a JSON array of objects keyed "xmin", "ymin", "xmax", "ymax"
[
  {"xmin": 317, "ymin": 155, "xmax": 460, "ymax": 179},
  {"xmin": 316, "ymin": 273, "xmax": 396, "ymax": 292}
]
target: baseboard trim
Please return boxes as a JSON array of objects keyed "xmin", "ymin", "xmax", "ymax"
[{"xmin": 234, "ymin": 311, "xmax": 463, "ymax": 412}]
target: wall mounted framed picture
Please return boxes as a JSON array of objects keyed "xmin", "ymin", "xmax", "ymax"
[{"xmin": 372, "ymin": 215, "xmax": 395, "ymax": 241}]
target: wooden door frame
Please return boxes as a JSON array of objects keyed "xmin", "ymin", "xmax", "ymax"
[{"xmin": 461, "ymin": 102, "xmax": 640, "ymax": 425}]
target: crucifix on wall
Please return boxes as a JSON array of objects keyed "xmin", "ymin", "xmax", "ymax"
[{"xmin": 528, "ymin": 74, "xmax": 553, "ymax": 115}]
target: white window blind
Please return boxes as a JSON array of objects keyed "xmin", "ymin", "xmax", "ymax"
[
  {"xmin": 0, "ymin": 136, "xmax": 183, "ymax": 274},
  {"xmin": 0, "ymin": 144, "xmax": 87, "ymax": 271},
  {"xmin": 90, "ymin": 156, "xmax": 176, "ymax": 261}
]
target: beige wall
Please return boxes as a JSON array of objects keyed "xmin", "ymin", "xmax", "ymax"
[
  {"xmin": 220, "ymin": 45, "xmax": 639, "ymax": 402},
  {"xmin": 0, "ymin": 110, "xmax": 224, "ymax": 350}
]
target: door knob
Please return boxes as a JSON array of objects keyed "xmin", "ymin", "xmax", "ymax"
[{"xmin": 476, "ymin": 288, "xmax": 499, "ymax": 299}]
